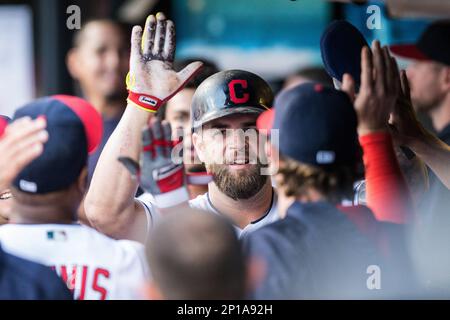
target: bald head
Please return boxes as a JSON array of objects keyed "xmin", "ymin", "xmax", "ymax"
[{"xmin": 146, "ymin": 209, "xmax": 246, "ymax": 300}]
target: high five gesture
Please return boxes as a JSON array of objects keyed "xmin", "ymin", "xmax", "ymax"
[
  {"xmin": 126, "ymin": 13, "xmax": 203, "ymax": 112},
  {"xmin": 86, "ymin": 13, "xmax": 201, "ymax": 242}
]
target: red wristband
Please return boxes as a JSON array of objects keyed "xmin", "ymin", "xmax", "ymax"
[{"xmin": 127, "ymin": 91, "xmax": 164, "ymax": 113}]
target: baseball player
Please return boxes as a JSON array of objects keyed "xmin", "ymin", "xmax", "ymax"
[
  {"xmin": 244, "ymin": 82, "xmax": 380, "ymax": 299},
  {"xmin": 65, "ymin": 19, "xmax": 131, "ymax": 226},
  {"xmin": 0, "ymin": 96, "xmax": 149, "ymax": 300},
  {"xmin": 1, "ymin": 116, "xmax": 48, "ymax": 224},
  {"xmin": 0, "ymin": 244, "xmax": 72, "ymax": 300},
  {"xmin": 66, "ymin": 19, "xmax": 130, "ymax": 183},
  {"xmin": 85, "ymin": 12, "xmax": 278, "ymax": 242},
  {"xmin": 0, "ymin": 115, "xmax": 71, "ymax": 300},
  {"xmin": 320, "ymin": 20, "xmax": 416, "ymax": 224},
  {"xmin": 389, "ymin": 20, "xmax": 450, "ymax": 294},
  {"xmin": 144, "ymin": 208, "xmax": 247, "ymax": 300},
  {"xmin": 244, "ymin": 40, "xmax": 419, "ymax": 299}
]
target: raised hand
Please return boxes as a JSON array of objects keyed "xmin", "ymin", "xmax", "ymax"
[
  {"xmin": 389, "ymin": 69, "xmax": 429, "ymax": 147},
  {"xmin": 0, "ymin": 117, "xmax": 48, "ymax": 191},
  {"xmin": 127, "ymin": 13, "xmax": 203, "ymax": 113},
  {"xmin": 342, "ymin": 40, "xmax": 400, "ymax": 136},
  {"xmin": 389, "ymin": 70, "xmax": 450, "ymax": 189},
  {"xmin": 118, "ymin": 117, "xmax": 189, "ymax": 207}
]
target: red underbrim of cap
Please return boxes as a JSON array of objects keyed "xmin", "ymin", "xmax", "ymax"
[
  {"xmin": 389, "ymin": 44, "xmax": 430, "ymax": 61},
  {"xmin": 0, "ymin": 116, "xmax": 8, "ymax": 137},
  {"xmin": 257, "ymin": 109, "xmax": 274, "ymax": 132},
  {"xmin": 52, "ymin": 95, "xmax": 103, "ymax": 154}
]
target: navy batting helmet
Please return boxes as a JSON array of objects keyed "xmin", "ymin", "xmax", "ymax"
[{"xmin": 191, "ymin": 70, "xmax": 274, "ymax": 130}]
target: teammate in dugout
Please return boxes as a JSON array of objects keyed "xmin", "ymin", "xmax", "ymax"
[
  {"xmin": 66, "ymin": 19, "xmax": 130, "ymax": 184},
  {"xmin": 244, "ymin": 40, "xmax": 420, "ymax": 298},
  {"xmin": 0, "ymin": 117, "xmax": 72, "ymax": 299},
  {"xmin": 0, "ymin": 96, "xmax": 149, "ymax": 300},
  {"xmin": 389, "ymin": 20, "xmax": 450, "ymax": 295},
  {"xmin": 144, "ymin": 209, "xmax": 248, "ymax": 300}
]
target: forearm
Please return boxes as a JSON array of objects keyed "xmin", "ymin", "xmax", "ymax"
[
  {"xmin": 409, "ymin": 133, "xmax": 450, "ymax": 189},
  {"xmin": 360, "ymin": 131, "xmax": 414, "ymax": 224},
  {"xmin": 85, "ymin": 105, "xmax": 151, "ymax": 228}
]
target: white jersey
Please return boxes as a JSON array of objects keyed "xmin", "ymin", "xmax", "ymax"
[
  {"xmin": 138, "ymin": 190, "xmax": 280, "ymax": 238},
  {"xmin": 0, "ymin": 224, "xmax": 149, "ymax": 300},
  {"xmin": 189, "ymin": 192, "xmax": 279, "ymax": 238}
]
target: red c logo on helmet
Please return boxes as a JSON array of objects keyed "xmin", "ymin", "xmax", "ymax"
[{"xmin": 228, "ymin": 80, "xmax": 250, "ymax": 104}]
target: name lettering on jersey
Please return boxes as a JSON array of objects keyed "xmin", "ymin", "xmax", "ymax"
[{"xmin": 51, "ymin": 265, "xmax": 110, "ymax": 300}]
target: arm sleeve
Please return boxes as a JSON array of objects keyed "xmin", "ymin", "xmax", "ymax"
[
  {"xmin": 359, "ymin": 132, "xmax": 414, "ymax": 224},
  {"xmin": 136, "ymin": 194, "xmax": 161, "ymax": 240}
]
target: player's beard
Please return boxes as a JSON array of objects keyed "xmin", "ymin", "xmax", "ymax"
[{"xmin": 207, "ymin": 163, "xmax": 268, "ymax": 201}]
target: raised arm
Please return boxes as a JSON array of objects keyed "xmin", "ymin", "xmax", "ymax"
[
  {"xmin": 390, "ymin": 70, "xmax": 450, "ymax": 190},
  {"xmin": 410, "ymin": 136, "xmax": 450, "ymax": 189},
  {"xmin": 84, "ymin": 13, "xmax": 202, "ymax": 242},
  {"xmin": 342, "ymin": 41, "xmax": 414, "ymax": 224}
]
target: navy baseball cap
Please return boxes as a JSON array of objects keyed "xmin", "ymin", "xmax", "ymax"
[
  {"xmin": 320, "ymin": 20, "xmax": 369, "ymax": 89},
  {"xmin": 258, "ymin": 83, "xmax": 359, "ymax": 168},
  {"xmin": 12, "ymin": 95, "xmax": 103, "ymax": 194},
  {"xmin": 390, "ymin": 20, "xmax": 450, "ymax": 66}
]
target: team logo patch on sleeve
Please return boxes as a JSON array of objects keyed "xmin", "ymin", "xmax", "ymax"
[{"xmin": 47, "ymin": 230, "xmax": 68, "ymax": 241}]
